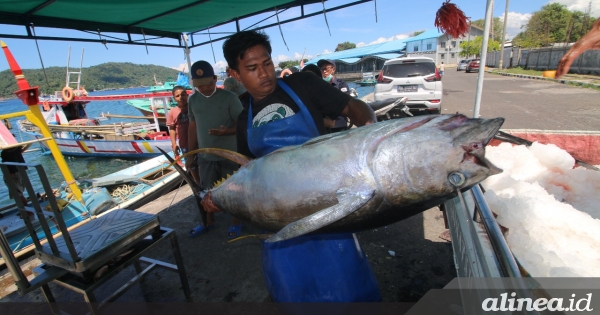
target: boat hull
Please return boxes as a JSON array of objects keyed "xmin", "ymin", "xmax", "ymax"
[{"xmin": 38, "ymin": 137, "xmax": 173, "ymax": 158}]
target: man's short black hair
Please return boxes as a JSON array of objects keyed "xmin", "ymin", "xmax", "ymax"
[
  {"xmin": 172, "ymin": 85, "xmax": 186, "ymax": 95},
  {"xmin": 223, "ymin": 30, "xmax": 272, "ymax": 71}
]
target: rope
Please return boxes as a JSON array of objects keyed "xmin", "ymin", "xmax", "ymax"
[
  {"xmin": 374, "ymin": 0, "xmax": 378, "ymax": 23},
  {"xmin": 110, "ymin": 183, "xmax": 145, "ymax": 204},
  {"xmin": 165, "ymin": 178, "xmax": 186, "ymax": 213},
  {"xmin": 142, "ymin": 28, "xmax": 149, "ymax": 55},
  {"xmin": 30, "ymin": 24, "xmax": 50, "ymax": 89},
  {"xmin": 321, "ymin": 1, "xmax": 332, "ymax": 36},
  {"xmin": 207, "ymin": 28, "xmax": 216, "ymax": 63},
  {"xmin": 275, "ymin": 7, "xmax": 289, "ymax": 51},
  {"xmin": 98, "ymin": 29, "xmax": 108, "ymax": 50}
]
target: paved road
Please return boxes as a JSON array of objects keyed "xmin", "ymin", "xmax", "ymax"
[{"xmin": 441, "ymin": 70, "xmax": 600, "ymax": 131}]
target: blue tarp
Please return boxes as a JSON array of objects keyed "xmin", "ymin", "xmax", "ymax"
[
  {"xmin": 306, "ymin": 28, "xmax": 443, "ymax": 65},
  {"xmin": 176, "ymin": 72, "xmax": 190, "ymax": 87}
]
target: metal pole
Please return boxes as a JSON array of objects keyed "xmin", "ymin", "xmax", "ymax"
[
  {"xmin": 498, "ymin": 0, "xmax": 510, "ymax": 69},
  {"xmin": 182, "ymin": 34, "xmax": 193, "ymax": 80},
  {"xmin": 467, "ymin": 20, "xmax": 472, "ymax": 58},
  {"xmin": 66, "ymin": 46, "xmax": 71, "ymax": 88},
  {"xmin": 473, "ymin": 0, "xmax": 494, "ymax": 118}
]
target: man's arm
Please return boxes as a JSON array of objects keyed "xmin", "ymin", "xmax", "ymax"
[
  {"xmin": 340, "ymin": 98, "xmax": 376, "ymax": 127},
  {"xmin": 185, "ymin": 120, "xmax": 198, "ymax": 170},
  {"xmin": 556, "ymin": 18, "xmax": 600, "ymax": 79},
  {"xmin": 169, "ymin": 129, "xmax": 178, "ymax": 153}
]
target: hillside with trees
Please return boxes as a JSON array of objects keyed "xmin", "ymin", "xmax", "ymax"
[{"xmin": 0, "ymin": 63, "xmax": 181, "ymax": 98}]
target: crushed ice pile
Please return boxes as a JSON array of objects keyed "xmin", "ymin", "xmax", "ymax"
[{"xmin": 482, "ymin": 142, "xmax": 600, "ymax": 277}]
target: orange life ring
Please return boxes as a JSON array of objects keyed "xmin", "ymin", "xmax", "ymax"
[
  {"xmin": 280, "ymin": 69, "xmax": 293, "ymax": 78},
  {"xmin": 61, "ymin": 87, "xmax": 74, "ymax": 102}
]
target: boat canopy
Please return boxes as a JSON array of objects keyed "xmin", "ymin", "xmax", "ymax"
[{"xmin": 0, "ymin": 0, "xmax": 372, "ymax": 48}]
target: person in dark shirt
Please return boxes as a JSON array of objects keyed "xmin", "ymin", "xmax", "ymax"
[
  {"xmin": 201, "ymin": 30, "xmax": 380, "ymax": 302},
  {"xmin": 317, "ymin": 59, "xmax": 352, "ymax": 132}
]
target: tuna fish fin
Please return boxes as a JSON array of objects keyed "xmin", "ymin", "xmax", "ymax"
[{"xmin": 265, "ymin": 189, "xmax": 374, "ymax": 243}]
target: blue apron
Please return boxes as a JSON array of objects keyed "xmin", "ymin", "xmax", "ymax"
[{"xmin": 247, "ymin": 80, "xmax": 381, "ymax": 302}]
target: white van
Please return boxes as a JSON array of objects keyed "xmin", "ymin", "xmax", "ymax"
[{"xmin": 374, "ymin": 57, "xmax": 443, "ymax": 115}]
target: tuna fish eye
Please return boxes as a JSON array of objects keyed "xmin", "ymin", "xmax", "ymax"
[
  {"xmin": 462, "ymin": 142, "xmax": 483, "ymax": 152},
  {"xmin": 448, "ymin": 172, "xmax": 466, "ymax": 187}
]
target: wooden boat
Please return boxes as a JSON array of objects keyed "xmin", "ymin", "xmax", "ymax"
[
  {"xmin": 2, "ymin": 42, "xmax": 177, "ymax": 158},
  {"xmin": 0, "ymin": 46, "xmax": 183, "ymax": 258},
  {"xmin": 355, "ymin": 73, "xmax": 377, "ymax": 86},
  {"xmin": 126, "ymin": 79, "xmax": 223, "ymax": 125}
]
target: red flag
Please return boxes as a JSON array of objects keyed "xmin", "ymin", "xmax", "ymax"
[{"xmin": 300, "ymin": 59, "xmax": 305, "ymax": 68}]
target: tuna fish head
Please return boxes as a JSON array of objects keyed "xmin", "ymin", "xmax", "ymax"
[{"xmin": 370, "ymin": 114, "xmax": 503, "ymax": 207}]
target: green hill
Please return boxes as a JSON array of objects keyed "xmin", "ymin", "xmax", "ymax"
[{"xmin": 0, "ymin": 62, "xmax": 182, "ymax": 97}]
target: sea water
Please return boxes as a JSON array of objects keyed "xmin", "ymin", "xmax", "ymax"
[{"xmin": 0, "ymin": 87, "xmax": 150, "ymax": 207}]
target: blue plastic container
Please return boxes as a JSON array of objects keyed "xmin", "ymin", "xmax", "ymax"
[{"xmin": 262, "ymin": 233, "xmax": 381, "ymax": 302}]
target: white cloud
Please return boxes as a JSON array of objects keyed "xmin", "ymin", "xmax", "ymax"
[
  {"xmin": 499, "ymin": 12, "xmax": 532, "ymax": 39},
  {"xmin": 270, "ymin": 52, "xmax": 313, "ymax": 66},
  {"xmin": 358, "ymin": 33, "xmax": 410, "ymax": 46},
  {"xmin": 550, "ymin": 0, "xmax": 599, "ymax": 16}
]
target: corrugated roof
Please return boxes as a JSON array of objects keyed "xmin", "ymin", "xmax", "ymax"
[
  {"xmin": 404, "ymin": 29, "xmax": 444, "ymax": 42},
  {"xmin": 372, "ymin": 53, "xmax": 402, "ymax": 60},
  {"xmin": 338, "ymin": 58, "xmax": 361, "ymax": 64},
  {"xmin": 307, "ymin": 29, "xmax": 443, "ymax": 64}
]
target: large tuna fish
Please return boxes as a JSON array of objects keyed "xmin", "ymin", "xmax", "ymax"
[{"xmin": 180, "ymin": 114, "xmax": 504, "ymax": 242}]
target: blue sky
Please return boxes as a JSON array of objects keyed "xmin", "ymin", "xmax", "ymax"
[{"xmin": 0, "ymin": 0, "xmax": 596, "ymax": 74}]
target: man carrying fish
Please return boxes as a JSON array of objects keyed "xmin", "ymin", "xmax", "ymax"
[{"xmin": 201, "ymin": 30, "xmax": 381, "ymax": 302}]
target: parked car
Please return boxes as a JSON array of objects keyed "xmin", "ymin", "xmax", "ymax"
[
  {"xmin": 457, "ymin": 59, "xmax": 470, "ymax": 71},
  {"xmin": 465, "ymin": 59, "xmax": 481, "ymax": 73},
  {"xmin": 374, "ymin": 56, "xmax": 442, "ymax": 116}
]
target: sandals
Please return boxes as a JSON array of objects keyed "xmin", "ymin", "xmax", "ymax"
[
  {"xmin": 227, "ymin": 224, "xmax": 243, "ymax": 239},
  {"xmin": 188, "ymin": 224, "xmax": 214, "ymax": 237}
]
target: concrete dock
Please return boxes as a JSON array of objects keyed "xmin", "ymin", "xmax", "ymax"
[{"xmin": 0, "ymin": 183, "xmax": 454, "ymax": 303}]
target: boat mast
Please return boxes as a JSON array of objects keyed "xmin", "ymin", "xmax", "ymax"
[{"xmin": 1, "ymin": 41, "xmax": 83, "ymax": 202}]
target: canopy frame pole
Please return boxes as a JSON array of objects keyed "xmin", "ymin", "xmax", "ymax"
[{"xmin": 473, "ymin": 0, "xmax": 494, "ymax": 118}]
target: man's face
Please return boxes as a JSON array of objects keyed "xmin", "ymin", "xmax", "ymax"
[
  {"xmin": 173, "ymin": 89, "xmax": 188, "ymax": 107},
  {"xmin": 195, "ymin": 76, "xmax": 217, "ymax": 96},
  {"xmin": 230, "ymin": 45, "xmax": 276, "ymax": 101},
  {"xmin": 320, "ymin": 64, "xmax": 335, "ymax": 78}
]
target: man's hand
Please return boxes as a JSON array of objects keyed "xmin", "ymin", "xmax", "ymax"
[
  {"xmin": 172, "ymin": 144, "xmax": 179, "ymax": 154},
  {"xmin": 323, "ymin": 117, "xmax": 335, "ymax": 128},
  {"xmin": 201, "ymin": 191, "xmax": 222, "ymax": 213},
  {"xmin": 208, "ymin": 122, "xmax": 237, "ymax": 136},
  {"xmin": 342, "ymin": 98, "xmax": 376, "ymax": 127},
  {"xmin": 555, "ymin": 18, "xmax": 600, "ymax": 79}
]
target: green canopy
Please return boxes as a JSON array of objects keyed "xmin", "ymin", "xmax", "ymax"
[{"xmin": 0, "ymin": 0, "xmax": 372, "ymax": 48}]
